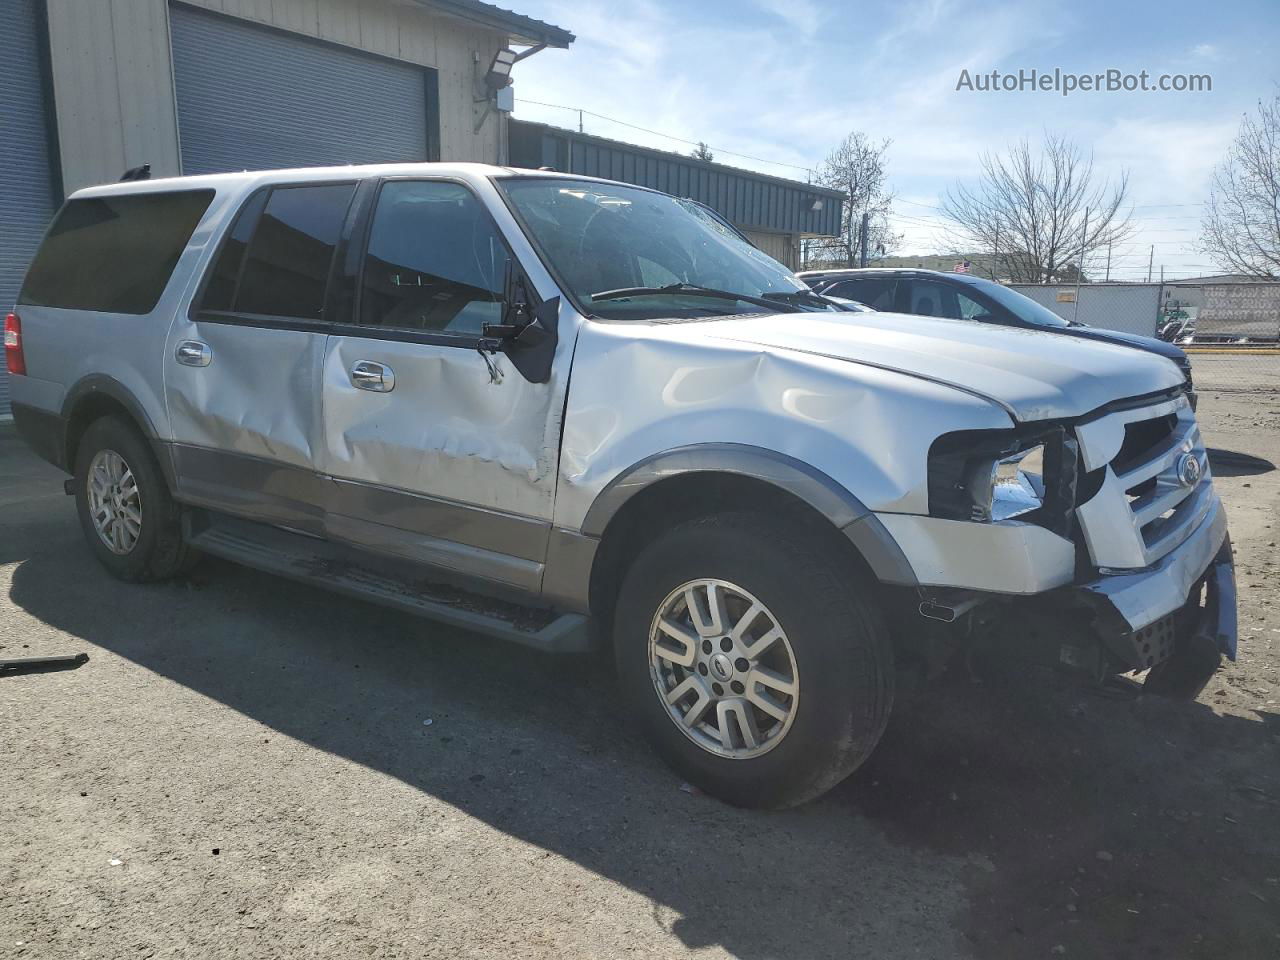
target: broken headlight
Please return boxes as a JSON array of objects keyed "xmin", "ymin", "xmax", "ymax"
[
  {"xmin": 928, "ymin": 427, "xmax": 1077, "ymax": 532},
  {"xmin": 974, "ymin": 444, "xmax": 1045, "ymax": 521}
]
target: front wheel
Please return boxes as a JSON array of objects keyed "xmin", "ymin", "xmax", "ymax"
[{"xmin": 613, "ymin": 513, "xmax": 893, "ymax": 809}]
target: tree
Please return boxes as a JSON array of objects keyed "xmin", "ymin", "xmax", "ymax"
[
  {"xmin": 941, "ymin": 133, "xmax": 1133, "ymax": 283},
  {"xmin": 808, "ymin": 132, "xmax": 900, "ymax": 266},
  {"xmin": 690, "ymin": 142, "xmax": 715, "ymax": 163},
  {"xmin": 1201, "ymin": 94, "xmax": 1280, "ymax": 278}
]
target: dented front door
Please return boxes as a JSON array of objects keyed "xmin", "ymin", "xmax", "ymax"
[{"xmin": 316, "ymin": 179, "xmax": 563, "ymax": 592}]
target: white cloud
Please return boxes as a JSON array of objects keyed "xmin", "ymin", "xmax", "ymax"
[
  {"xmin": 749, "ymin": 0, "xmax": 822, "ymax": 39},
  {"xmin": 1191, "ymin": 43, "xmax": 1220, "ymax": 59},
  {"xmin": 510, "ymin": 0, "xmax": 1253, "ymax": 275}
]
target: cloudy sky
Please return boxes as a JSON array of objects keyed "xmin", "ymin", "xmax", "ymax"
[{"xmin": 510, "ymin": 0, "xmax": 1279, "ymax": 279}]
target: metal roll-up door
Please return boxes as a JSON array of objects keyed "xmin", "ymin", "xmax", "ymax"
[
  {"xmin": 170, "ymin": 4, "xmax": 431, "ymax": 176},
  {"xmin": 1, "ymin": 0, "xmax": 58, "ymax": 418},
  {"xmin": 743, "ymin": 230, "xmax": 800, "ymax": 270}
]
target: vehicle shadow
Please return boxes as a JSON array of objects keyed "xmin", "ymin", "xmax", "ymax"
[
  {"xmin": 5, "ymin": 484, "xmax": 1279, "ymax": 958},
  {"xmin": 1207, "ymin": 448, "xmax": 1276, "ymax": 477}
]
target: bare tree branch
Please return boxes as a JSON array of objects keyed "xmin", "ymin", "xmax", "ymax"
[
  {"xmin": 806, "ymin": 133, "xmax": 902, "ymax": 267},
  {"xmin": 940, "ymin": 133, "xmax": 1134, "ymax": 283},
  {"xmin": 1201, "ymin": 94, "xmax": 1280, "ymax": 278}
]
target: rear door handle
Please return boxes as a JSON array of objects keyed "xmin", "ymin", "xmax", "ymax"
[
  {"xmin": 350, "ymin": 360, "xmax": 395, "ymax": 392},
  {"xmin": 175, "ymin": 340, "xmax": 211, "ymax": 367}
]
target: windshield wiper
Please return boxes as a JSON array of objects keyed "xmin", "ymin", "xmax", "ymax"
[
  {"xmin": 589, "ymin": 283, "xmax": 803, "ymax": 313},
  {"xmin": 762, "ymin": 290, "xmax": 840, "ymax": 310}
]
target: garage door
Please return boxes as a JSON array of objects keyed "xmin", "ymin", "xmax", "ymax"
[
  {"xmin": 0, "ymin": 0, "xmax": 58, "ymax": 418},
  {"xmin": 743, "ymin": 230, "xmax": 799, "ymax": 270},
  {"xmin": 170, "ymin": 5, "xmax": 433, "ymax": 176}
]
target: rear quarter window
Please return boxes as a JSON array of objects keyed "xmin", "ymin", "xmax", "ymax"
[{"xmin": 20, "ymin": 190, "xmax": 214, "ymax": 314}]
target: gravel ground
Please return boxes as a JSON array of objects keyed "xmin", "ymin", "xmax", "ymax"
[
  {"xmin": 1183, "ymin": 350, "xmax": 1279, "ymax": 394},
  {"xmin": 2, "ymin": 385, "xmax": 1278, "ymax": 959}
]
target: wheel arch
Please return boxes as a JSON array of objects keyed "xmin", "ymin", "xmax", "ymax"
[
  {"xmin": 61, "ymin": 375, "xmax": 175, "ymax": 490},
  {"xmin": 580, "ymin": 443, "xmax": 870, "ymax": 538},
  {"xmin": 581, "ymin": 444, "xmax": 917, "ymax": 626}
]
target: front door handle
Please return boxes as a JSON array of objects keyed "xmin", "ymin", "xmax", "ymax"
[
  {"xmin": 350, "ymin": 360, "xmax": 395, "ymax": 392},
  {"xmin": 175, "ymin": 340, "xmax": 211, "ymax": 367}
]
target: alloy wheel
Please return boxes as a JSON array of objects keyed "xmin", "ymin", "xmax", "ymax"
[
  {"xmin": 87, "ymin": 449, "xmax": 142, "ymax": 555},
  {"xmin": 648, "ymin": 579, "xmax": 800, "ymax": 759}
]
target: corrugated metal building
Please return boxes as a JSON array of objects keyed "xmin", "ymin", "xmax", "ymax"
[
  {"xmin": 0, "ymin": 0, "xmax": 572, "ymax": 418},
  {"xmin": 508, "ymin": 120, "xmax": 844, "ymax": 270}
]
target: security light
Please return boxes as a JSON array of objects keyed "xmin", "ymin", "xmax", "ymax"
[{"xmin": 485, "ymin": 48, "xmax": 517, "ymax": 90}]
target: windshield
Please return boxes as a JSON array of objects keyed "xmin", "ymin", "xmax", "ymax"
[
  {"xmin": 498, "ymin": 178, "xmax": 818, "ymax": 320},
  {"xmin": 959, "ymin": 276, "xmax": 1072, "ymax": 328}
]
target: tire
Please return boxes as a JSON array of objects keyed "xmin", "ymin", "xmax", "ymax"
[
  {"xmin": 73, "ymin": 416, "xmax": 192, "ymax": 582},
  {"xmin": 1143, "ymin": 630, "xmax": 1221, "ymax": 701},
  {"xmin": 613, "ymin": 512, "xmax": 893, "ymax": 809}
]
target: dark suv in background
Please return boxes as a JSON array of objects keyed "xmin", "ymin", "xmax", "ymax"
[{"xmin": 798, "ymin": 268, "xmax": 1194, "ymax": 393}]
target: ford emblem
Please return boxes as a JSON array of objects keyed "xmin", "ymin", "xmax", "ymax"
[{"xmin": 1175, "ymin": 453, "xmax": 1202, "ymax": 487}]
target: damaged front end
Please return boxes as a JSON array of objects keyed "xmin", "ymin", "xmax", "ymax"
[
  {"xmin": 964, "ymin": 532, "xmax": 1237, "ymax": 700},
  {"xmin": 899, "ymin": 389, "xmax": 1239, "ymax": 701}
]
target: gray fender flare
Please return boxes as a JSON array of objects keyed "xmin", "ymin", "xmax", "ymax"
[
  {"xmin": 579, "ymin": 443, "xmax": 917, "ymax": 586},
  {"xmin": 60, "ymin": 374, "xmax": 176, "ymax": 489},
  {"xmin": 61, "ymin": 374, "xmax": 162, "ymax": 441}
]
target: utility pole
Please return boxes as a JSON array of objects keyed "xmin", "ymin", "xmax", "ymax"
[
  {"xmin": 577, "ymin": 109, "xmax": 583, "ymax": 134},
  {"xmin": 858, "ymin": 211, "xmax": 870, "ymax": 268},
  {"xmin": 1072, "ymin": 207, "xmax": 1089, "ymax": 324},
  {"xmin": 1105, "ymin": 240, "xmax": 1112, "ymax": 282},
  {"xmin": 1146, "ymin": 244, "xmax": 1154, "ymax": 283},
  {"xmin": 1158, "ymin": 264, "xmax": 1166, "ymax": 332}
]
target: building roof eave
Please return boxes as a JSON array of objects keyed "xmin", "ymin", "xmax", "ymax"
[{"xmin": 414, "ymin": 0, "xmax": 574, "ymax": 47}]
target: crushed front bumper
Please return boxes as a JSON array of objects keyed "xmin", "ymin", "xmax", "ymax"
[
  {"xmin": 969, "ymin": 494, "xmax": 1237, "ymax": 698},
  {"xmin": 1059, "ymin": 498, "xmax": 1236, "ymax": 699},
  {"xmin": 1079, "ymin": 494, "xmax": 1237, "ymax": 663}
]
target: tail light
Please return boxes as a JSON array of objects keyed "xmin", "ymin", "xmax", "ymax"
[{"xmin": 4, "ymin": 312, "xmax": 25, "ymax": 376}]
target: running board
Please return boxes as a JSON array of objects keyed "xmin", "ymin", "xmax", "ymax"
[{"xmin": 186, "ymin": 516, "xmax": 591, "ymax": 654}]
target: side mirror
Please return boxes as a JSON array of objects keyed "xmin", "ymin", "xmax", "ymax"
[
  {"xmin": 481, "ymin": 264, "xmax": 559, "ymax": 384},
  {"xmin": 513, "ymin": 313, "xmax": 551, "ymax": 347}
]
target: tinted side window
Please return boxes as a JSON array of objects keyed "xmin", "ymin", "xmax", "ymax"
[
  {"xmin": 20, "ymin": 190, "xmax": 214, "ymax": 314},
  {"xmin": 360, "ymin": 181, "xmax": 508, "ymax": 335},
  {"xmin": 235, "ymin": 183, "xmax": 355, "ymax": 319},
  {"xmin": 956, "ymin": 289, "xmax": 991, "ymax": 320},
  {"xmin": 829, "ymin": 278, "xmax": 896, "ymax": 310},
  {"xmin": 906, "ymin": 279, "xmax": 962, "ymax": 319},
  {"xmin": 200, "ymin": 190, "xmax": 269, "ymax": 312}
]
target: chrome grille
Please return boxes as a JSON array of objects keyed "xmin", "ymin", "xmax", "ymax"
[{"xmin": 1074, "ymin": 394, "xmax": 1216, "ymax": 570}]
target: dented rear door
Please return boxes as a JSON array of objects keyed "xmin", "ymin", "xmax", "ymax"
[{"xmin": 164, "ymin": 180, "xmax": 359, "ymax": 535}]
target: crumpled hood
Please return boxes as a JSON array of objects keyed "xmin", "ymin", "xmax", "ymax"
[{"xmin": 698, "ymin": 311, "xmax": 1186, "ymax": 421}]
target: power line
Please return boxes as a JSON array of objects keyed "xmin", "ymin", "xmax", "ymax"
[
  {"xmin": 514, "ymin": 98, "xmax": 817, "ymax": 176},
  {"xmin": 896, "ymin": 198, "xmax": 947, "ymax": 212}
]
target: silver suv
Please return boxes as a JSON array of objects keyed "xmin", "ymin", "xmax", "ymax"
[{"xmin": 6, "ymin": 164, "xmax": 1238, "ymax": 808}]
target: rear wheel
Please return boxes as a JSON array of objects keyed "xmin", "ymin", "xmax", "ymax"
[
  {"xmin": 613, "ymin": 512, "xmax": 893, "ymax": 808},
  {"xmin": 74, "ymin": 416, "xmax": 192, "ymax": 582}
]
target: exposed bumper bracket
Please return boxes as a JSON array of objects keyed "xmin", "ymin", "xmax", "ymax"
[{"xmin": 1198, "ymin": 535, "xmax": 1237, "ymax": 661}]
